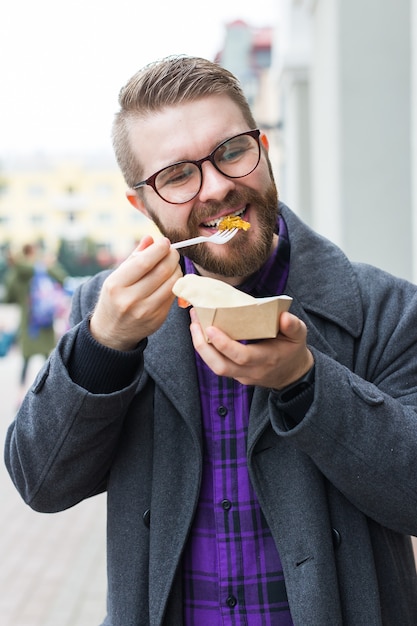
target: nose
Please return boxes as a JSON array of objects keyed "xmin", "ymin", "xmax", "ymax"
[{"xmin": 197, "ymin": 160, "xmax": 236, "ymax": 203}]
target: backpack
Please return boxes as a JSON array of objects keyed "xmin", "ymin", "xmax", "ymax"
[{"xmin": 28, "ymin": 265, "xmax": 61, "ymax": 337}]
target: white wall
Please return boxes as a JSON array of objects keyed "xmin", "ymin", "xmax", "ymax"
[
  {"xmin": 274, "ymin": 0, "xmax": 313, "ymax": 222},
  {"xmin": 310, "ymin": 0, "xmax": 342, "ymax": 245},
  {"xmin": 277, "ymin": 0, "xmax": 415, "ymax": 281},
  {"xmin": 412, "ymin": 0, "xmax": 417, "ymax": 281},
  {"xmin": 338, "ymin": 0, "xmax": 412, "ymax": 281}
]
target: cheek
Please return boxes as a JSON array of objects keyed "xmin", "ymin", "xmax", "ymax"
[
  {"xmin": 256, "ymin": 160, "xmax": 274, "ymax": 189},
  {"xmin": 144, "ymin": 201, "xmax": 194, "ymax": 237},
  {"xmin": 145, "ymin": 197, "xmax": 183, "ymax": 224},
  {"xmin": 241, "ymin": 160, "xmax": 273, "ymax": 199}
]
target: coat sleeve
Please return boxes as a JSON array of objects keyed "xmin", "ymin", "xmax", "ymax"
[
  {"xmin": 3, "ymin": 271, "xmax": 145, "ymax": 513},
  {"xmin": 270, "ymin": 268, "xmax": 417, "ymax": 536}
]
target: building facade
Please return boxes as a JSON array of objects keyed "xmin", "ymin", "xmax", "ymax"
[
  {"xmin": 275, "ymin": 0, "xmax": 417, "ymax": 282},
  {"xmin": 0, "ymin": 154, "xmax": 159, "ymax": 265}
]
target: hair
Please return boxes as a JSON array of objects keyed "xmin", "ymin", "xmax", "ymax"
[{"xmin": 112, "ymin": 55, "xmax": 258, "ymax": 187}]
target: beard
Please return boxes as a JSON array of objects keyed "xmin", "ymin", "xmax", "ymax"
[{"xmin": 146, "ymin": 178, "xmax": 279, "ymax": 278}]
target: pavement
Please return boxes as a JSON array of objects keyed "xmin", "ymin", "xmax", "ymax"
[{"xmin": 0, "ymin": 347, "xmax": 107, "ymax": 626}]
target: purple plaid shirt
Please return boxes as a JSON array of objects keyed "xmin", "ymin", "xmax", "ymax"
[{"xmin": 182, "ymin": 215, "xmax": 294, "ymax": 625}]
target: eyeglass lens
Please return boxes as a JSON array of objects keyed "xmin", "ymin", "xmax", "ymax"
[{"xmin": 155, "ymin": 132, "xmax": 260, "ymax": 204}]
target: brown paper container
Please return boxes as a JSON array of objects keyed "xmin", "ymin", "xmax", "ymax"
[{"xmin": 194, "ymin": 295, "xmax": 293, "ymax": 341}]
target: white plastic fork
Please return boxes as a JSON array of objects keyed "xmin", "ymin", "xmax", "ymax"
[{"xmin": 171, "ymin": 228, "xmax": 239, "ymax": 249}]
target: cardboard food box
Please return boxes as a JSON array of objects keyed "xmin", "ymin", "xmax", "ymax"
[{"xmin": 194, "ymin": 295, "xmax": 293, "ymax": 341}]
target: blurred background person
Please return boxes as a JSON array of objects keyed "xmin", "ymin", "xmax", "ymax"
[{"xmin": 4, "ymin": 243, "xmax": 67, "ymax": 403}]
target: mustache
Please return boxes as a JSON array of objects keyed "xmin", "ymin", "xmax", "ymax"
[{"xmin": 189, "ymin": 189, "xmax": 261, "ymax": 225}]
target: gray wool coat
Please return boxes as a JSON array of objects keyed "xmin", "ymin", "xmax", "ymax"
[{"xmin": 5, "ymin": 204, "xmax": 417, "ymax": 625}]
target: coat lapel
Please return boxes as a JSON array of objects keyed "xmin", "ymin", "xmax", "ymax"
[
  {"xmin": 280, "ymin": 203, "xmax": 363, "ymax": 339},
  {"xmin": 144, "ymin": 303, "xmax": 203, "ymax": 626},
  {"xmin": 145, "ymin": 302, "xmax": 202, "ymax": 437}
]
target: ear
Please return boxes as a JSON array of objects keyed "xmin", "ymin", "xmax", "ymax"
[
  {"xmin": 260, "ymin": 132, "xmax": 269, "ymax": 151},
  {"xmin": 126, "ymin": 189, "xmax": 150, "ymax": 218}
]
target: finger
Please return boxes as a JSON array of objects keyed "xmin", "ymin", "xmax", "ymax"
[
  {"xmin": 119, "ymin": 237, "xmax": 176, "ymax": 286},
  {"xmin": 136, "ymin": 235, "xmax": 155, "ymax": 251},
  {"xmin": 189, "ymin": 321, "xmax": 236, "ymax": 378},
  {"xmin": 205, "ymin": 325, "xmax": 240, "ymax": 354},
  {"xmin": 190, "ymin": 322, "xmax": 264, "ymax": 383},
  {"xmin": 189, "ymin": 312, "xmax": 225, "ymax": 360},
  {"xmin": 278, "ymin": 311, "xmax": 307, "ymax": 342},
  {"xmin": 190, "ymin": 307, "xmax": 250, "ymax": 361},
  {"xmin": 189, "ymin": 308, "xmax": 207, "ymax": 345},
  {"xmin": 189, "ymin": 309, "xmax": 222, "ymax": 347},
  {"xmin": 123, "ymin": 235, "xmax": 155, "ymax": 262}
]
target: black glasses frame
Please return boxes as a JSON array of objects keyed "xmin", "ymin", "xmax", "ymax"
[{"xmin": 132, "ymin": 129, "xmax": 261, "ymax": 205}]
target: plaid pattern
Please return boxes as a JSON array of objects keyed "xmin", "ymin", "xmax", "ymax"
[{"xmin": 182, "ymin": 216, "xmax": 293, "ymax": 624}]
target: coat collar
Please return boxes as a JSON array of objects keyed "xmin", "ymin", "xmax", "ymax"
[{"xmin": 280, "ymin": 203, "xmax": 363, "ymax": 338}]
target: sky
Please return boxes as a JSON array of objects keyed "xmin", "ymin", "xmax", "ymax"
[{"xmin": 0, "ymin": 0, "xmax": 278, "ymax": 159}]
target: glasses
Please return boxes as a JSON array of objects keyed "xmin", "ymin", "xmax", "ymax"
[{"xmin": 132, "ymin": 129, "xmax": 261, "ymax": 204}]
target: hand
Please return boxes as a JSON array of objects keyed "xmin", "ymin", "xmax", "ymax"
[
  {"xmin": 90, "ymin": 236, "xmax": 182, "ymax": 350},
  {"xmin": 189, "ymin": 309, "xmax": 314, "ymax": 389}
]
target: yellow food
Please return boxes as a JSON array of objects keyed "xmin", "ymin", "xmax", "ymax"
[{"xmin": 218, "ymin": 215, "xmax": 251, "ymax": 231}]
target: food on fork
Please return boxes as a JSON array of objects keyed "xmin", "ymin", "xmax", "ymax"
[{"xmin": 218, "ymin": 215, "xmax": 251, "ymax": 231}]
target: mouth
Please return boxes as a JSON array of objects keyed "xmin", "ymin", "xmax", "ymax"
[{"xmin": 201, "ymin": 207, "xmax": 247, "ymax": 229}]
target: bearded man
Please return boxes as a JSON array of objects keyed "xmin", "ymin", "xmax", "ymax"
[{"xmin": 5, "ymin": 56, "xmax": 417, "ymax": 626}]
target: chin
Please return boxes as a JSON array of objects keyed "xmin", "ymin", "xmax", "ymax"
[{"xmin": 190, "ymin": 239, "xmax": 271, "ymax": 278}]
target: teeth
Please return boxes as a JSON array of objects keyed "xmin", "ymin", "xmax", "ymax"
[{"xmin": 204, "ymin": 209, "xmax": 244, "ymax": 228}]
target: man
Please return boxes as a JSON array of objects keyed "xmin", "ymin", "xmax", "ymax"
[{"xmin": 5, "ymin": 56, "xmax": 417, "ymax": 625}]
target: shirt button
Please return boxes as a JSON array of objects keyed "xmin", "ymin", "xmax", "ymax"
[
  {"xmin": 226, "ymin": 595, "xmax": 237, "ymax": 608},
  {"xmin": 221, "ymin": 499, "xmax": 232, "ymax": 510},
  {"xmin": 217, "ymin": 405, "xmax": 228, "ymax": 417}
]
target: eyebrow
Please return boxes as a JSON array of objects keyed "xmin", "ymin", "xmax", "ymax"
[{"xmin": 153, "ymin": 131, "xmax": 244, "ymax": 172}]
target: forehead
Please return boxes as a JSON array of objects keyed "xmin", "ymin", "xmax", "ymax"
[{"xmin": 128, "ymin": 94, "xmax": 249, "ymax": 176}]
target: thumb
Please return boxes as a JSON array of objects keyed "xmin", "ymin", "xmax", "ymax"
[{"xmin": 279, "ymin": 311, "xmax": 307, "ymax": 342}]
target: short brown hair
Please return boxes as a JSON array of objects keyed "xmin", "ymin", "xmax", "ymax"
[{"xmin": 112, "ymin": 55, "xmax": 257, "ymax": 187}]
